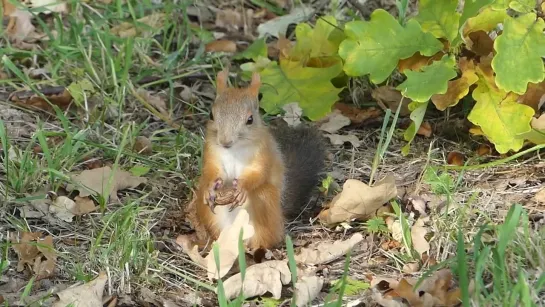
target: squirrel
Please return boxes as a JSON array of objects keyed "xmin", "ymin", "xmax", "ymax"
[{"xmin": 194, "ymin": 69, "xmax": 326, "ymax": 250}]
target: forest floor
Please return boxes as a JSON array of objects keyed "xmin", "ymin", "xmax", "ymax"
[{"xmin": 1, "ymin": 0, "xmax": 544, "ymax": 306}]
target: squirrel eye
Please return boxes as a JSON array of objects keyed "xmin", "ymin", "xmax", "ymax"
[
  {"xmin": 209, "ymin": 112, "xmax": 214, "ymax": 121},
  {"xmin": 246, "ymin": 115, "xmax": 253, "ymax": 125}
]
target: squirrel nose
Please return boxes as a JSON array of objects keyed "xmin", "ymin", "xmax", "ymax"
[{"xmin": 221, "ymin": 141, "xmax": 233, "ymax": 148}]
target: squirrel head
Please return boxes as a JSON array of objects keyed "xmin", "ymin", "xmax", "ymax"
[{"xmin": 208, "ymin": 69, "xmax": 262, "ymax": 149}]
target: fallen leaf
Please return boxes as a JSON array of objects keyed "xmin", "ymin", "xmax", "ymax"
[
  {"xmin": 334, "ymin": 103, "xmax": 382, "ymax": 124},
  {"xmin": 411, "ymin": 218, "xmax": 430, "ymax": 257},
  {"xmin": 205, "ymin": 39, "xmax": 237, "ymax": 53},
  {"xmin": 257, "ymin": 6, "xmax": 315, "ymax": 38},
  {"xmin": 431, "ymin": 58, "xmax": 479, "ymax": 111},
  {"xmin": 398, "ymin": 52, "xmax": 443, "ymax": 73},
  {"xmin": 110, "ymin": 13, "xmax": 165, "ymax": 38},
  {"xmin": 222, "ymin": 260, "xmax": 291, "ymax": 300},
  {"xmin": 215, "ymin": 9, "xmax": 243, "ymax": 32},
  {"xmin": 318, "ymin": 174, "xmax": 398, "ymax": 226},
  {"xmin": 294, "ymin": 233, "xmax": 363, "ymax": 265},
  {"xmin": 11, "ymin": 232, "xmax": 56, "ymax": 280},
  {"xmin": 518, "ymin": 80, "xmax": 545, "ymax": 112},
  {"xmin": 26, "ymin": 0, "xmax": 69, "ymax": 14},
  {"xmin": 534, "ymin": 187, "xmax": 545, "ymax": 203},
  {"xmin": 9, "ymin": 86, "xmax": 73, "ymax": 112},
  {"xmin": 282, "ymin": 102, "xmax": 302, "ymax": 127},
  {"xmin": 49, "ymin": 196, "xmax": 77, "ymax": 222},
  {"xmin": 65, "ymin": 166, "xmax": 147, "ymax": 202},
  {"xmin": 325, "ymin": 134, "xmax": 361, "ymax": 147},
  {"xmin": 206, "ymin": 209, "xmax": 255, "ymax": 280},
  {"xmin": 417, "ymin": 121, "xmax": 432, "ymax": 137},
  {"xmin": 318, "ymin": 109, "xmax": 351, "ymax": 133},
  {"xmin": 386, "ymin": 217, "xmax": 403, "ymax": 242},
  {"xmin": 53, "ymin": 272, "xmax": 108, "ymax": 307},
  {"xmin": 5, "ymin": 7, "xmax": 35, "ymax": 43},
  {"xmin": 11, "ymin": 232, "xmax": 41, "ymax": 272},
  {"xmin": 371, "ymin": 86, "xmax": 411, "ymax": 116},
  {"xmin": 136, "ymin": 88, "xmax": 168, "ymax": 116},
  {"xmin": 175, "ymin": 234, "xmax": 207, "ymax": 267},
  {"xmin": 134, "ymin": 136, "xmax": 152, "ymax": 155},
  {"xmin": 402, "ymin": 262, "xmax": 420, "ymax": 273},
  {"xmin": 295, "ymin": 275, "xmax": 323, "ymax": 306},
  {"xmin": 466, "ymin": 30, "xmax": 494, "ymax": 56},
  {"xmin": 2, "ymin": 0, "xmax": 16, "ymax": 15},
  {"xmin": 476, "ymin": 144, "xmax": 491, "ymax": 156},
  {"xmin": 74, "ymin": 196, "xmax": 97, "ymax": 215},
  {"xmin": 447, "ymin": 151, "xmax": 464, "ymax": 166}
]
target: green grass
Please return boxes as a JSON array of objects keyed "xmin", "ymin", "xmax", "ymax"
[{"xmin": 1, "ymin": 0, "xmax": 545, "ymax": 306}]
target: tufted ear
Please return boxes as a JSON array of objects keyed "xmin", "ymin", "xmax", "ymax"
[
  {"xmin": 215, "ymin": 68, "xmax": 229, "ymax": 94},
  {"xmin": 247, "ymin": 72, "xmax": 261, "ymax": 97}
]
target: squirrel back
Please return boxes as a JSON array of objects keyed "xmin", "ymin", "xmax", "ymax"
[{"xmin": 271, "ymin": 124, "xmax": 326, "ymax": 220}]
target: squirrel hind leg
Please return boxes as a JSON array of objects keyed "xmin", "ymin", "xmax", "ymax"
[{"xmin": 247, "ymin": 183, "xmax": 285, "ymax": 250}]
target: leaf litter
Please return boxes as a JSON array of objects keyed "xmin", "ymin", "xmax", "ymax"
[{"xmin": 10, "ymin": 232, "xmax": 56, "ymax": 280}]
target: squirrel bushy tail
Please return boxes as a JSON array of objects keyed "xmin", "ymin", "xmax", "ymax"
[{"xmin": 271, "ymin": 124, "xmax": 326, "ymax": 220}]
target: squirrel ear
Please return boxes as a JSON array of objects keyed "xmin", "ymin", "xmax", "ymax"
[
  {"xmin": 248, "ymin": 72, "xmax": 261, "ymax": 97},
  {"xmin": 216, "ymin": 69, "xmax": 229, "ymax": 94}
]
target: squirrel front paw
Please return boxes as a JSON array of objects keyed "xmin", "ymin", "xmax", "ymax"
[
  {"xmin": 229, "ymin": 179, "xmax": 248, "ymax": 211},
  {"xmin": 204, "ymin": 178, "xmax": 224, "ymax": 213}
]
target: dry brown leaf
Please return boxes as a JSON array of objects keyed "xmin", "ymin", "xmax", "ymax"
[
  {"xmin": 275, "ymin": 35, "xmax": 293, "ymax": 60},
  {"xmin": 136, "ymin": 88, "xmax": 168, "ymax": 116},
  {"xmin": 110, "ymin": 13, "xmax": 165, "ymax": 38},
  {"xmin": 402, "ymin": 262, "xmax": 420, "ymax": 273},
  {"xmin": 11, "ymin": 232, "xmax": 56, "ymax": 280},
  {"xmin": 205, "ymin": 39, "xmax": 237, "ymax": 53},
  {"xmin": 476, "ymin": 144, "xmax": 491, "ymax": 156},
  {"xmin": 65, "ymin": 166, "xmax": 147, "ymax": 202},
  {"xmin": 417, "ymin": 121, "xmax": 432, "ymax": 137},
  {"xmin": 447, "ymin": 151, "xmax": 464, "ymax": 166},
  {"xmin": 532, "ymin": 114, "xmax": 545, "ymax": 131},
  {"xmin": 534, "ymin": 187, "xmax": 545, "ymax": 203},
  {"xmin": 294, "ymin": 233, "xmax": 363, "ymax": 265},
  {"xmin": 295, "ymin": 275, "xmax": 323, "ymax": 306},
  {"xmin": 222, "ymin": 260, "xmax": 291, "ymax": 300},
  {"xmin": 371, "ymin": 86, "xmax": 411, "ymax": 116},
  {"xmin": 318, "ymin": 109, "xmax": 351, "ymax": 133},
  {"xmin": 518, "ymin": 80, "xmax": 545, "ymax": 112},
  {"xmin": 386, "ymin": 217, "xmax": 403, "ymax": 242},
  {"xmin": 282, "ymin": 102, "xmax": 303, "ymax": 127},
  {"xmin": 215, "ymin": 9, "xmax": 243, "ymax": 32},
  {"xmin": 5, "ymin": 8, "xmax": 35, "ymax": 42},
  {"xmin": 175, "ymin": 234, "xmax": 207, "ymax": 267},
  {"xmin": 53, "ymin": 272, "xmax": 108, "ymax": 307},
  {"xmin": 134, "ymin": 136, "xmax": 152, "ymax": 155},
  {"xmin": 49, "ymin": 196, "xmax": 77, "ymax": 222},
  {"xmin": 431, "ymin": 58, "xmax": 478, "ymax": 111},
  {"xmin": 411, "ymin": 218, "xmax": 430, "ymax": 257},
  {"xmin": 325, "ymin": 134, "xmax": 361, "ymax": 147},
  {"xmin": 74, "ymin": 196, "xmax": 97, "ymax": 215},
  {"xmin": 2, "ymin": 0, "xmax": 16, "ymax": 15},
  {"xmin": 11, "ymin": 232, "xmax": 41, "ymax": 272},
  {"xmin": 318, "ymin": 174, "xmax": 397, "ymax": 226},
  {"xmin": 206, "ymin": 209, "xmax": 255, "ymax": 280},
  {"xmin": 398, "ymin": 52, "xmax": 443, "ymax": 73},
  {"xmin": 26, "ymin": 0, "xmax": 69, "ymax": 14},
  {"xmin": 334, "ymin": 102, "xmax": 382, "ymax": 124},
  {"xmin": 466, "ymin": 30, "xmax": 494, "ymax": 56},
  {"xmin": 9, "ymin": 86, "xmax": 73, "ymax": 112}
]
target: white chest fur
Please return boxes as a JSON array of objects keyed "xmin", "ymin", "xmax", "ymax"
[
  {"xmin": 214, "ymin": 144, "xmax": 256, "ymax": 230},
  {"xmin": 216, "ymin": 144, "xmax": 255, "ymax": 182}
]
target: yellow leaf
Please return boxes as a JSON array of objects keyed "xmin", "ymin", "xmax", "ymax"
[
  {"xmin": 467, "ymin": 62, "xmax": 535, "ymax": 153},
  {"xmin": 431, "ymin": 58, "xmax": 479, "ymax": 111}
]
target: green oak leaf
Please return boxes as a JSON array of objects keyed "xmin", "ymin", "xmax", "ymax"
[
  {"xmin": 339, "ymin": 9, "xmax": 443, "ymax": 83},
  {"xmin": 462, "ymin": 6, "xmax": 508, "ymax": 37},
  {"xmin": 491, "ymin": 0, "xmax": 511, "ymax": 9},
  {"xmin": 415, "ymin": 0, "xmax": 461, "ymax": 42},
  {"xmin": 402, "ymin": 101, "xmax": 429, "ymax": 156},
  {"xmin": 234, "ymin": 38, "xmax": 267, "ymax": 61},
  {"xmin": 509, "ymin": 0, "xmax": 536, "ymax": 12},
  {"xmin": 491, "ymin": 13, "xmax": 545, "ymax": 94},
  {"xmin": 396, "ymin": 55, "xmax": 458, "ymax": 102},
  {"xmin": 67, "ymin": 79, "xmax": 95, "ymax": 106},
  {"xmin": 468, "ymin": 66, "xmax": 535, "ymax": 153},
  {"xmin": 259, "ymin": 59, "xmax": 343, "ymax": 120},
  {"xmin": 290, "ymin": 15, "xmax": 345, "ymax": 62}
]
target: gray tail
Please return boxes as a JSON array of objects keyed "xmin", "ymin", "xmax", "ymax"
[{"xmin": 271, "ymin": 124, "xmax": 326, "ymax": 220}]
